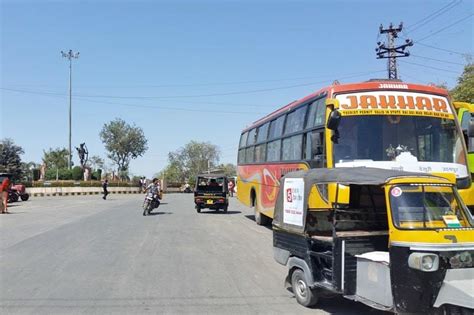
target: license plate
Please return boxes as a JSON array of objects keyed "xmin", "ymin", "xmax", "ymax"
[{"xmin": 206, "ymin": 199, "xmax": 213, "ymax": 204}]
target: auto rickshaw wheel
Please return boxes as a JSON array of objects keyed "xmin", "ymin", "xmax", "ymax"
[
  {"xmin": 196, "ymin": 205, "xmax": 201, "ymax": 213},
  {"xmin": 291, "ymin": 269, "xmax": 318, "ymax": 307}
]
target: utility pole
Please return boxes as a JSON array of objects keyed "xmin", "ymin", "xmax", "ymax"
[
  {"xmin": 61, "ymin": 49, "xmax": 80, "ymax": 170},
  {"xmin": 376, "ymin": 23, "xmax": 413, "ymax": 80}
]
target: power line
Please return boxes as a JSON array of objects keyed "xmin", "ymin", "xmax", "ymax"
[
  {"xmin": 410, "ymin": 54, "xmax": 465, "ymax": 65},
  {"xmin": 1, "ymin": 69, "xmax": 386, "ymax": 100},
  {"xmin": 399, "ymin": 60, "xmax": 460, "ymax": 74},
  {"xmin": 405, "ymin": 0, "xmax": 461, "ymax": 34},
  {"xmin": 414, "ymin": 13, "xmax": 474, "ymax": 43},
  {"xmin": 0, "ymin": 88, "xmax": 267, "ymax": 115},
  {"xmin": 416, "ymin": 42, "xmax": 471, "ymax": 56}
]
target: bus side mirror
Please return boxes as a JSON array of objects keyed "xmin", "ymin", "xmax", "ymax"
[{"xmin": 327, "ymin": 109, "xmax": 341, "ymax": 131}]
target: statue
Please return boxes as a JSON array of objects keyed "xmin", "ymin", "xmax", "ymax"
[
  {"xmin": 75, "ymin": 143, "xmax": 89, "ymax": 168},
  {"xmin": 83, "ymin": 167, "xmax": 91, "ymax": 181},
  {"xmin": 40, "ymin": 163, "xmax": 47, "ymax": 181}
]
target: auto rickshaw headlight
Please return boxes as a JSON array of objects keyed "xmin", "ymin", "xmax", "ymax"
[{"xmin": 408, "ymin": 253, "xmax": 439, "ymax": 272}]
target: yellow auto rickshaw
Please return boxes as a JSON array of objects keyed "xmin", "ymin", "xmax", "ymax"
[{"xmin": 273, "ymin": 167, "xmax": 474, "ymax": 314}]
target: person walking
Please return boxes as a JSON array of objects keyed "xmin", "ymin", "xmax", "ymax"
[
  {"xmin": 1, "ymin": 177, "xmax": 11, "ymax": 213},
  {"xmin": 102, "ymin": 179, "xmax": 109, "ymax": 200}
]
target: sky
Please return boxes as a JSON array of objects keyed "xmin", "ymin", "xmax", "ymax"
[{"xmin": 1, "ymin": 0, "xmax": 473, "ymax": 178}]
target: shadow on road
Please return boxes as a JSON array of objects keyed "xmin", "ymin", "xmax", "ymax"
[
  {"xmin": 198, "ymin": 210, "xmax": 242, "ymax": 215},
  {"xmin": 147, "ymin": 211, "xmax": 172, "ymax": 216},
  {"xmin": 244, "ymin": 215, "xmax": 272, "ymax": 230}
]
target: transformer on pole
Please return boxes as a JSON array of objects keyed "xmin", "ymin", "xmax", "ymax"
[{"xmin": 376, "ymin": 23, "xmax": 413, "ymax": 80}]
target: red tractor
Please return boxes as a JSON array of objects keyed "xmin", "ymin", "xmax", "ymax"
[{"xmin": 10, "ymin": 183, "xmax": 29, "ymax": 202}]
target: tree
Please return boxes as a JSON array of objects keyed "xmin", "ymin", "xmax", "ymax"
[
  {"xmin": 217, "ymin": 163, "xmax": 237, "ymax": 177},
  {"xmin": 0, "ymin": 138, "xmax": 24, "ymax": 181},
  {"xmin": 21, "ymin": 161, "xmax": 41, "ymax": 181},
  {"xmin": 451, "ymin": 63, "xmax": 474, "ymax": 103},
  {"xmin": 87, "ymin": 155, "xmax": 105, "ymax": 171},
  {"xmin": 99, "ymin": 118, "xmax": 148, "ymax": 175},
  {"xmin": 43, "ymin": 147, "xmax": 70, "ymax": 169},
  {"xmin": 165, "ymin": 141, "xmax": 220, "ymax": 183}
]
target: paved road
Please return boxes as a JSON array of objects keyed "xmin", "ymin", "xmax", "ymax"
[{"xmin": 0, "ymin": 194, "xmax": 388, "ymax": 314}]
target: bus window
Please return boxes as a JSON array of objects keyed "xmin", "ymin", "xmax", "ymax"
[
  {"xmin": 285, "ymin": 105, "xmax": 307, "ymax": 135},
  {"xmin": 247, "ymin": 129, "xmax": 257, "ymax": 146},
  {"xmin": 461, "ymin": 111, "xmax": 470, "ymax": 131},
  {"xmin": 245, "ymin": 146, "xmax": 255, "ymax": 163},
  {"xmin": 267, "ymin": 140, "xmax": 281, "ymax": 161},
  {"xmin": 257, "ymin": 122, "xmax": 269, "ymax": 143},
  {"xmin": 306, "ymin": 101, "xmax": 317, "ymax": 129},
  {"xmin": 305, "ymin": 131, "xmax": 325, "ymax": 167},
  {"xmin": 238, "ymin": 149, "xmax": 245, "ymax": 164},
  {"xmin": 269, "ymin": 115, "xmax": 285, "ymax": 139},
  {"xmin": 314, "ymin": 98, "xmax": 326, "ymax": 126},
  {"xmin": 282, "ymin": 135, "xmax": 303, "ymax": 161},
  {"xmin": 255, "ymin": 144, "xmax": 266, "ymax": 162},
  {"xmin": 306, "ymin": 98, "xmax": 326, "ymax": 128},
  {"xmin": 239, "ymin": 132, "xmax": 248, "ymax": 148}
]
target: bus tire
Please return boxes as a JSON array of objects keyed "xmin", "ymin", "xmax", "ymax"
[{"xmin": 291, "ymin": 269, "xmax": 318, "ymax": 307}]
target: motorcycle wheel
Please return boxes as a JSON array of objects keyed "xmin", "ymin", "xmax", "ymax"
[
  {"xmin": 21, "ymin": 193, "xmax": 30, "ymax": 201},
  {"xmin": 143, "ymin": 200, "xmax": 150, "ymax": 216}
]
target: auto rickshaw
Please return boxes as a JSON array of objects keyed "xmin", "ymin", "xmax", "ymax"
[
  {"xmin": 272, "ymin": 167, "xmax": 474, "ymax": 314},
  {"xmin": 194, "ymin": 174, "xmax": 229, "ymax": 213}
]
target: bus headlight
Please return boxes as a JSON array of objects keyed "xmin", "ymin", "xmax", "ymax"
[{"xmin": 408, "ymin": 253, "xmax": 439, "ymax": 272}]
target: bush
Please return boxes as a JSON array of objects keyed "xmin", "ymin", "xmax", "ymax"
[
  {"xmin": 72, "ymin": 166, "xmax": 83, "ymax": 180},
  {"xmin": 45, "ymin": 168, "xmax": 73, "ymax": 180},
  {"xmin": 31, "ymin": 180, "xmax": 135, "ymax": 188},
  {"xmin": 92, "ymin": 169, "xmax": 102, "ymax": 180}
]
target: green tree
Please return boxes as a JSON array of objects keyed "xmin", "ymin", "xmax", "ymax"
[
  {"xmin": 0, "ymin": 138, "xmax": 24, "ymax": 181},
  {"xmin": 217, "ymin": 163, "xmax": 237, "ymax": 177},
  {"xmin": 99, "ymin": 118, "xmax": 148, "ymax": 176},
  {"xmin": 43, "ymin": 147, "xmax": 70, "ymax": 169},
  {"xmin": 21, "ymin": 161, "xmax": 41, "ymax": 181},
  {"xmin": 72, "ymin": 166, "xmax": 83, "ymax": 180},
  {"xmin": 451, "ymin": 63, "xmax": 474, "ymax": 103},
  {"xmin": 87, "ymin": 155, "xmax": 105, "ymax": 171},
  {"xmin": 165, "ymin": 141, "xmax": 220, "ymax": 183}
]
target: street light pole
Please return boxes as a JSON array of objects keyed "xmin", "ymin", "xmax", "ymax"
[{"xmin": 61, "ymin": 49, "xmax": 80, "ymax": 169}]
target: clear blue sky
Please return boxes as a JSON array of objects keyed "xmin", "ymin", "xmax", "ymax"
[{"xmin": 1, "ymin": 0, "xmax": 473, "ymax": 178}]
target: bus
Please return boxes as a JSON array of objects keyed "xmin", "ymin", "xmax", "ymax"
[{"xmin": 237, "ymin": 80, "xmax": 473, "ymax": 224}]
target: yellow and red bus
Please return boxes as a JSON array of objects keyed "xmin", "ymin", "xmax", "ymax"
[{"xmin": 237, "ymin": 80, "xmax": 473, "ymax": 224}]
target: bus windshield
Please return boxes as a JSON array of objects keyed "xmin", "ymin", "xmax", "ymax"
[{"xmin": 333, "ymin": 115, "xmax": 468, "ymax": 178}]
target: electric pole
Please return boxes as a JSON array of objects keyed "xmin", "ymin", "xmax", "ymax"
[
  {"xmin": 376, "ymin": 23, "xmax": 413, "ymax": 80},
  {"xmin": 61, "ymin": 49, "xmax": 80, "ymax": 169}
]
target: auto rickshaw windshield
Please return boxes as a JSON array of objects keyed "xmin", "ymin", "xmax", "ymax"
[{"xmin": 389, "ymin": 184, "xmax": 474, "ymax": 230}]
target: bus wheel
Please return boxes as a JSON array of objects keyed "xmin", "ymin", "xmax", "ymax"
[
  {"xmin": 254, "ymin": 204, "xmax": 270, "ymax": 225},
  {"xmin": 291, "ymin": 269, "xmax": 318, "ymax": 307}
]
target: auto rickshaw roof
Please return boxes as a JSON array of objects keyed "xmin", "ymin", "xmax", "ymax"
[
  {"xmin": 283, "ymin": 167, "xmax": 444, "ymax": 185},
  {"xmin": 273, "ymin": 167, "xmax": 448, "ymax": 235},
  {"xmin": 196, "ymin": 174, "xmax": 227, "ymax": 179}
]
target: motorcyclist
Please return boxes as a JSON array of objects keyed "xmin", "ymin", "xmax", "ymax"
[{"xmin": 143, "ymin": 178, "xmax": 161, "ymax": 215}]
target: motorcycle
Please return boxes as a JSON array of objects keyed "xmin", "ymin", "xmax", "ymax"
[{"xmin": 142, "ymin": 193, "xmax": 160, "ymax": 216}]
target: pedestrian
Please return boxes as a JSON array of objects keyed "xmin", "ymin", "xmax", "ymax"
[
  {"xmin": 102, "ymin": 179, "xmax": 109, "ymax": 200},
  {"xmin": 228, "ymin": 180, "xmax": 235, "ymax": 197},
  {"xmin": 1, "ymin": 177, "xmax": 11, "ymax": 213}
]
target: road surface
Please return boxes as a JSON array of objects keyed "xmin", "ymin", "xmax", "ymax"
[{"xmin": 0, "ymin": 194, "xmax": 388, "ymax": 314}]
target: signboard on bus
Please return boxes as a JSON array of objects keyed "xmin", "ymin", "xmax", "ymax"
[{"xmin": 336, "ymin": 91, "xmax": 454, "ymax": 119}]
